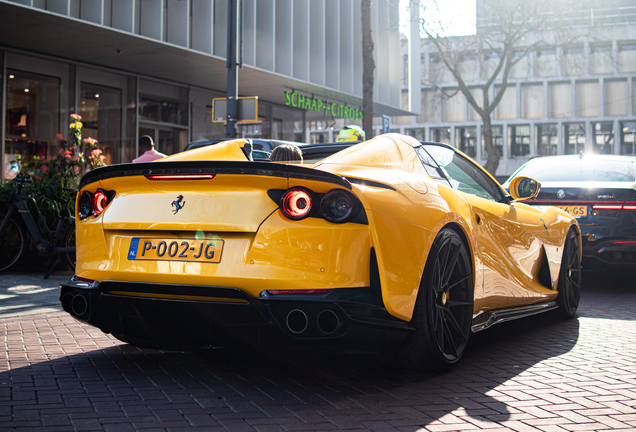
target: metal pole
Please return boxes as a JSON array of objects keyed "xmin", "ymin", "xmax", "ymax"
[{"xmin": 226, "ymin": 0, "xmax": 240, "ymax": 139}]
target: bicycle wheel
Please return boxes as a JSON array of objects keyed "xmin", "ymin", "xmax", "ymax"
[
  {"xmin": 61, "ymin": 224, "xmax": 76, "ymax": 271},
  {"xmin": 0, "ymin": 214, "xmax": 26, "ymax": 272}
]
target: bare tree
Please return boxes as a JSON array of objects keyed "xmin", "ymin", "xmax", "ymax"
[
  {"xmin": 422, "ymin": 0, "xmax": 581, "ymax": 175},
  {"xmin": 362, "ymin": 0, "xmax": 375, "ymax": 140}
]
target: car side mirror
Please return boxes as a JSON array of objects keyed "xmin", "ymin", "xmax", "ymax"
[{"xmin": 508, "ymin": 176, "xmax": 541, "ymax": 200}]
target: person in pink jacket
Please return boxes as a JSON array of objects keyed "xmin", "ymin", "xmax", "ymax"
[{"xmin": 132, "ymin": 135, "xmax": 167, "ymax": 163}]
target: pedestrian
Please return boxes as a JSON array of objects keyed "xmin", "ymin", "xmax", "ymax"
[
  {"xmin": 132, "ymin": 135, "xmax": 167, "ymax": 163},
  {"xmin": 337, "ymin": 125, "xmax": 365, "ymax": 142},
  {"xmin": 270, "ymin": 144, "xmax": 303, "ymax": 162}
]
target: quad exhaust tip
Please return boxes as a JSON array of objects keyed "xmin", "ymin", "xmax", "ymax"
[
  {"xmin": 61, "ymin": 292, "xmax": 89, "ymax": 317},
  {"xmin": 285, "ymin": 308, "xmax": 342, "ymax": 335}
]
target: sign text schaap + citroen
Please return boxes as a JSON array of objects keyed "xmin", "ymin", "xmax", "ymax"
[{"xmin": 284, "ymin": 91, "xmax": 363, "ymax": 121}]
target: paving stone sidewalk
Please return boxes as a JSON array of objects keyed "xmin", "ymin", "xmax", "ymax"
[
  {"xmin": 0, "ymin": 271, "xmax": 71, "ymax": 319},
  {"xmin": 0, "ymin": 270, "xmax": 635, "ymax": 432}
]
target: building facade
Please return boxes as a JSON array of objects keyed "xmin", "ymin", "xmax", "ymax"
[
  {"xmin": 1, "ymin": 0, "xmax": 409, "ymax": 181},
  {"xmin": 394, "ymin": 2, "xmax": 636, "ymax": 178}
]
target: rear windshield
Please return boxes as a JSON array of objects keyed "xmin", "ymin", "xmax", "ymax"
[{"xmin": 516, "ymin": 158, "xmax": 635, "ymax": 182}]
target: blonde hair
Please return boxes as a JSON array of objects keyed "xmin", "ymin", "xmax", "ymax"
[{"xmin": 270, "ymin": 144, "xmax": 303, "ymax": 162}]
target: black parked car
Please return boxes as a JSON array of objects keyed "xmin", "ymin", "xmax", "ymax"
[
  {"xmin": 184, "ymin": 138, "xmax": 305, "ymax": 158},
  {"xmin": 504, "ymin": 154, "xmax": 636, "ymax": 270}
]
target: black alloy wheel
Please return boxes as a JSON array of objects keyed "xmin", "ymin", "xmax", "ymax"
[
  {"xmin": 556, "ymin": 229, "xmax": 582, "ymax": 318},
  {"xmin": 397, "ymin": 228, "xmax": 474, "ymax": 372}
]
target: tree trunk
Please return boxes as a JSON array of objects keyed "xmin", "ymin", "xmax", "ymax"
[
  {"xmin": 481, "ymin": 115, "xmax": 500, "ymax": 176},
  {"xmin": 361, "ymin": 0, "xmax": 375, "ymax": 140}
]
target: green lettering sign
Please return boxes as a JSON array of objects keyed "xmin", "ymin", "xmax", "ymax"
[{"xmin": 284, "ymin": 91, "xmax": 363, "ymax": 120}]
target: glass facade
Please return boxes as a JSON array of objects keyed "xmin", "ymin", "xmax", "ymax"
[
  {"xmin": 592, "ymin": 122, "xmax": 614, "ymax": 154},
  {"xmin": 5, "ymin": 70, "xmax": 60, "ymax": 179},
  {"xmin": 509, "ymin": 125, "xmax": 531, "ymax": 157},
  {"xmin": 621, "ymin": 122, "xmax": 636, "ymax": 155},
  {"xmin": 431, "ymin": 127, "xmax": 451, "ymax": 145},
  {"xmin": 455, "ymin": 126, "xmax": 476, "ymax": 158},
  {"xmin": 80, "ymin": 83, "xmax": 121, "ymax": 166},
  {"xmin": 536, "ymin": 124, "xmax": 558, "ymax": 156},
  {"xmin": 564, "ymin": 123, "xmax": 586, "ymax": 155}
]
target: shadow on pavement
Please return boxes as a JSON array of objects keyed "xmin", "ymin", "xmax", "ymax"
[{"xmin": 1, "ymin": 309, "xmax": 580, "ymax": 430}]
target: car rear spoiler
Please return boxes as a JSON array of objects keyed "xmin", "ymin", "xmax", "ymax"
[{"xmin": 79, "ymin": 161, "xmax": 352, "ymax": 190}]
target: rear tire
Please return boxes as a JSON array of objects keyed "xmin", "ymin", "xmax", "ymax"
[
  {"xmin": 61, "ymin": 224, "xmax": 76, "ymax": 271},
  {"xmin": 393, "ymin": 229, "xmax": 474, "ymax": 372},
  {"xmin": 0, "ymin": 214, "xmax": 26, "ymax": 272},
  {"xmin": 556, "ymin": 229, "xmax": 582, "ymax": 319}
]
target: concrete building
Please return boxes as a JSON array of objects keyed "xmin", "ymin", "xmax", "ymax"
[
  {"xmin": 394, "ymin": 1, "xmax": 636, "ymax": 178},
  {"xmin": 0, "ymin": 0, "xmax": 411, "ymax": 180}
]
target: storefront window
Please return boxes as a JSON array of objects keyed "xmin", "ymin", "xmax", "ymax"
[
  {"xmin": 521, "ymin": 84, "xmax": 544, "ymax": 119},
  {"xmin": 139, "ymin": 80, "xmax": 188, "ymax": 126},
  {"xmin": 455, "ymin": 126, "xmax": 476, "ymax": 158},
  {"xmin": 431, "ymin": 127, "xmax": 451, "ymax": 145},
  {"xmin": 549, "ymin": 82, "xmax": 572, "ymax": 118},
  {"xmin": 509, "ymin": 125, "xmax": 530, "ymax": 157},
  {"xmin": 576, "ymin": 81, "xmax": 600, "ymax": 117},
  {"xmin": 592, "ymin": 122, "xmax": 614, "ymax": 154},
  {"xmin": 621, "ymin": 122, "xmax": 636, "ymax": 155},
  {"xmin": 564, "ymin": 123, "xmax": 586, "ymax": 155},
  {"xmin": 80, "ymin": 83, "xmax": 121, "ymax": 166},
  {"xmin": 190, "ymin": 89, "xmax": 226, "ymax": 142},
  {"xmin": 561, "ymin": 46, "xmax": 585, "ymax": 76},
  {"xmin": 310, "ymin": 132, "xmax": 329, "ymax": 144},
  {"xmin": 405, "ymin": 128, "xmax": 426, "ymax": 141},
  {"xmin": 536, "ymin": 48, "xmax": 557, "ymax": 77},
  {"xmin": 604, "ymin": 80, "xmax": 628, "ymax": 116},
  {"xmin": 590, "ymin": 44, "xmax": 612, "ymax": 75},
  {"xmin": 536, "ymin": 124, "xmax": 558, "ymax": 156},
  {"xmin": 139, "ymin": 126, "xmax": 188, "ymax": 156},
  {"xmin": 5, "ymin": 70, "xmax": 60, "ymax": 179},
  {"xmin": 618, "ymin": 43, "xmax": 636, "ymax": 73}
]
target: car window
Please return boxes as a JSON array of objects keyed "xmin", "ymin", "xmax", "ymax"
[
  {"xmin": 420, "ymin": 144, "xmax": 505, "ymax": 202},
  {"xmin": 515, "ymin": 158, "xmax": 636, "ymax": 182},
  {"xmin": 415, "ymin": 146, "xmax": 448, "ymax": 182}
]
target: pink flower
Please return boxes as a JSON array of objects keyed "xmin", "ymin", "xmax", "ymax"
[
  {"xmin": 84, "ymin": 137, "xmax": 98, "ymax": 146},
  {"xmin": 70, "ymin": 114, "xmax": 82, "ymax": 121},
  {"xmin": 91, "ymin": 149, "xmax": 102, "ymax": 156}
]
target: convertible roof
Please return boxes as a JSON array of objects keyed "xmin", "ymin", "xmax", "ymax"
[{"xmin": 313, "ymin": 133, "xmax": 425, "ymax": 173}]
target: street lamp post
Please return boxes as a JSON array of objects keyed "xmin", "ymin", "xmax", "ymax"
[{"xmin": 225, "ymin": 0, "xmax": 242, "ymax": 139}]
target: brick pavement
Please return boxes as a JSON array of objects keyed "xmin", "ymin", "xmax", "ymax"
[{"xmin": 1, "ymin": 270, "xmax": 635, "ymax": 432}]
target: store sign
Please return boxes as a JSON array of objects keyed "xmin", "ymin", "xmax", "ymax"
[{"xmin": 284, "ymin": 91, "xmax": 363, "ymax": 120}]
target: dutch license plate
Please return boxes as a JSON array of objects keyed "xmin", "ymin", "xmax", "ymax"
[
  {"xmin": 127, "ymin": 238, "xmax": 224, "ymax": 263},
  {"xmin": 555, "ymin": 205, "xmax": 588, "ymax": 218}
]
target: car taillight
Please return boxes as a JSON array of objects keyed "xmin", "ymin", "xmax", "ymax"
[
  {"xmin": 281, "ymin": 188, "xmax": 313, "ymax": 220},
  {"xmin": 146, "ymin": 174, "xmax": 215, "ymax": 180},
  {"xmin": 592, "ymin": 204, "xmax": 636, "ymax": 210},
  {"xmin": 320, "ymin": 190, "xmax": 354, "ymax": 222},
  {"xmin": 79, "ymin": 191, "xmax": 93, "ymax": 219},
  {"xmin": 93, "ymin": 190, "xmax": 107, "ymax": 216},
  {"xmin": 79, "ymin": 189, "xmax": 114, "ymax": 219},
  {"xmin": 279, "ymin": 188, "xmax": 360, "ymax": 223}
]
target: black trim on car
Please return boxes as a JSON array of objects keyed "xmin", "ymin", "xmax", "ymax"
[
  {"xmin": 80, "ymin": 161, "xmax": 352, "ymax": 190},
  {"xmin": 345, "ymin": 177, "xmax": 397, "ymax": 191}
]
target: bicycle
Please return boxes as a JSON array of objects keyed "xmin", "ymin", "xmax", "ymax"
[{"xmin": 0, "ymin": 176, "xmax": 76, "ymax": 279}]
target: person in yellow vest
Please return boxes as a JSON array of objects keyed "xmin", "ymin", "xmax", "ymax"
[{"xmin": 337, "ymin": 125, "xmax": 365, "ymax": 142}]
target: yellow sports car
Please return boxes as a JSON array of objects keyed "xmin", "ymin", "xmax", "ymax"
[{"xmin": 61, "ymin": 134, "xmax": 581, "ymax": 371}]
